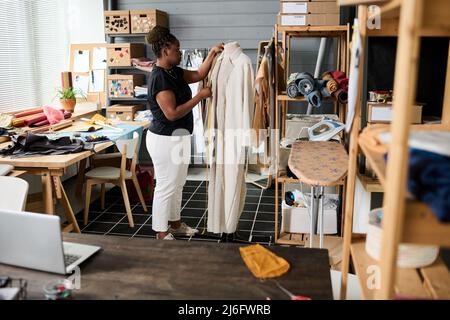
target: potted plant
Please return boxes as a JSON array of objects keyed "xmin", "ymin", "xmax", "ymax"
[{"xmin": 55, "ymin": 87, "xmax": 86, "ymax": 113}]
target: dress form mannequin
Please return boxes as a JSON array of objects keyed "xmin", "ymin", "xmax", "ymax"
[{"xmin": 224, "ymin": 41, "xmax": 241, "ymax": 56}]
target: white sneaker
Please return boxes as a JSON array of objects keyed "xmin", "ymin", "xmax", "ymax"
[
  {"xmin": 168, "ymin": 222, "xmax": 199, "ymax": 236},
  {"xmin": 157, "ymin": 233, "xmax": 176, "ymax": 240}
]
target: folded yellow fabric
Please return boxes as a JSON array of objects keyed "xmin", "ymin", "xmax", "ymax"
[{"xmin": 239, "ymin": 244, "xmax": 290, "ymax": 279}]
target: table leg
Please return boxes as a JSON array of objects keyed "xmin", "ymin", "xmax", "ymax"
[
  {"xmin": 42, "ymin": 173, "xmax": 54, "ymax": 215},
  {"xmin": 75, "ymin": 158, "xmax": 87, "ymax": 196},
  {"xmin": 54, "ymin": 176, "xmax": 81, "ymax": 233},
  {"xmin": 309, "ymin": 186, "xmax": 315, "ymax": 248},
  {"xmin": 319, "ymin": 186, "xmax": 325, "ymax": 249}
]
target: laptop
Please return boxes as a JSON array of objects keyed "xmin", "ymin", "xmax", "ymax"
[{"xmin": 0, "ymin": 210, "xmax": 101, "ymax": 275}]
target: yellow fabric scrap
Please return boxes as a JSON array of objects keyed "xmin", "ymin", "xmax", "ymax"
[{"xmin": 239, "ymin": 244, "xmax": 290, "ymax": 279}]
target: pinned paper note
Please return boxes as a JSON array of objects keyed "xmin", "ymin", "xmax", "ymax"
[
  {"xmin": 92, "ymin": 47, "xmax": 107, "ymax": 70},
  {"xmin": 73, "ymin": 50, "xmax": 90, "ymax": 72},
  {"xmin": 89, "ymin": 69, "xmax": 105, "ymax": 93},
  {"xmin": 73, "ymin": 74, "xmax": 89, "ymax": 97}
]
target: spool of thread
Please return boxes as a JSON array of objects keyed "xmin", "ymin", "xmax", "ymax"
[{"xmin": 61, "ymin": 71, "xmax": 73, "ymax": 89}]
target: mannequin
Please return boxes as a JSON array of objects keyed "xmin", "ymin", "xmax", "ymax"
[{"xmin": 206, "ymin": 41, "xmax": 254, "ymax": 237}]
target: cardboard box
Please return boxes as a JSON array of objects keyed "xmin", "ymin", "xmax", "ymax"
[
  {"xmin": 104, "ymin": 10, "xmax": 130, "ymax": 34},
  {"xmin": 367, "ymin": 102, "xmax": 423, "ymax": 124},
  {"xmin": 130, "ymin": 9, "xmax": 168, "ymax": 33},
  {"xmin": 107, "ymin": 43, "xmax": 146, "ymax": 67},
  {"xmin": 280, "ymin": 1, "xmax": 339, "ymax": 14},
  {"xmin": 107, "ymin": 74, "xmax": 144, "ymax": 98},
  {"xmin": 106, "ymin": 104, "xmax": 144, "ymax": 121},
  {"xmin": 281, "ymin": 199, "xmax": 338, "ymax": 234},
  {"xmin": 278, "ymin": 13, "xmax": 340, "ymax": 26}
]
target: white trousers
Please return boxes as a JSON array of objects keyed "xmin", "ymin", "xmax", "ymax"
[{"xmin": 146, "ymin": 130, "xmax": 191, "ymax": 232}]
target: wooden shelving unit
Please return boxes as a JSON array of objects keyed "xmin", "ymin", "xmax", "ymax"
[
  {"xmin": 339, "ymin": 0, "xmax": 450, "ymax": 300},
  {"xmin": 273, "ymin": 25, "xmax": 350, "ymax": 245}
]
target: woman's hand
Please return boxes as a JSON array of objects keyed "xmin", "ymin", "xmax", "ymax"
[
  {"xmin": 209, "ymin": 43, "xmax": 224, "ymax": 57},
  {"xmin": 198, "ymin": 87, "xmax": 212, "ymax": 99}
]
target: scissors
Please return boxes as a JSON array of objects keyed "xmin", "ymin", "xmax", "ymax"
[{"xmin": 273, "ymin": 280, "xmax": 312, "ymax": 300}]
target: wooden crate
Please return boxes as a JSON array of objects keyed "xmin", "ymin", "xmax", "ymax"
[
  {"xmin": 106, "ymin": 104, "xmax": 144, "ymax": 121},
  {"xmin": 107, "ymin": 43, "xmax": 146, "ymax": 67},
  {"xmin": 107, "ymin": 74, "xmax": 144, "ymax": 98},
  {"xmin": 130, "ymin": 9, "xmax": 168, "ymax": 33},
  {"xmin": 104, "ymin": 10, "xmax": 130, "ymax": 34}
]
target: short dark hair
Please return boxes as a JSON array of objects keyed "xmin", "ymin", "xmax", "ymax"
[{"xmin": 145, "ymin": 26, "xmax": 178, "ymax": 58}]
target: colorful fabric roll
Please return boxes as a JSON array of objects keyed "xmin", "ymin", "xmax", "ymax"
[
  {"xmin": 326, "ymin": 79, "xmax": 339, "ymax": 94},
  {"xmin": 333, "ymin": 89, "xmax": 348, "ymax": 104},
  {"xmin": 297, "ymin": 72, "xmax": 315, "ymax": 96},
  {"xmin": 25, "ymin": 114, "xmax": 47, "ymax": 126},
  {"xmin": 322, "ymin": 72, "xmax": 333, "ymax": 81},
  {"xmin": 61, "ymin": 71, "xmax": 73, "ymax": 89}
]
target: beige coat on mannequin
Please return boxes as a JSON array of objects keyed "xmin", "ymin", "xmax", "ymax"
[{"xmin": 206, "ymin": 42, "xmax": 254, "ymax": 234}]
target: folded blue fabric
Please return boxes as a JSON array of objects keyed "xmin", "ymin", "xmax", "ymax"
[{"xmin": 408, "ymin": 148, "xmax": 450, "ymax": 222}]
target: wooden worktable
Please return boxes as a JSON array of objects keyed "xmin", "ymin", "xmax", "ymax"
[
  {"xmin": 0, "ymin": 233, "xmax": 333, "ymax": 300},
  {"xmin": 0, "ymin": 117, "xmax": 150, "ymax": 233}
]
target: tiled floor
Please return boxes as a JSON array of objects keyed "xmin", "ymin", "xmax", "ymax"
[{"xmin": 77, "ymin": 180, "xmax": 281, "ymax": 245}]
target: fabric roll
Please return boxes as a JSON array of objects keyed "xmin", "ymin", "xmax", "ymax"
[
  {"xmin": 297, "ymin": 72, "xmax": 314, "ymax": 96},
  {"xmin": 307, "ymin": 90, "xmax": 322, "ymax": 108},
  {"xmin": 333, "ymin": 89, "xmax": 348, "ymax": 104},
  {"xmin": 25, "ymin": 114, "xmax": 47, "ymax": 126},
  {"xmin": 61, "ymin": 72, "xmax": 72, "ymax": 89},
  {"xmin": 326, "ymin": 79, "xmax": 339, "ymax": 94},
  {"xmin": 322, "ymin": 72, "xmax": 333, "ymax": 81},
  {"xmin": 287, "ymin": 82, "xmax": 301, "ymax": 98}
]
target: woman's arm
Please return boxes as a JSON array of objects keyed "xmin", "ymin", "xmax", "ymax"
[
  {"xmin": 156, "ymin": 87, "xmax": 212, "ymax": 121},
  {"xmin": 183, "ymin": 43, "xmax": 224, "ymax": 84}
]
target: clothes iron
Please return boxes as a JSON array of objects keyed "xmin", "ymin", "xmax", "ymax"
[{"xmin": 308, "ymin": 118, "xmax": 345, "ymax": 142}]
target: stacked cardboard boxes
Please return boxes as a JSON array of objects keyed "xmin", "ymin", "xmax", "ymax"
[{"xmin": 278, "ymin": 0, "xmax": 340, "ymax": 26}]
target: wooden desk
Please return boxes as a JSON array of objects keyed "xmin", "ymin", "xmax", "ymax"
[
  {"xmin": 0, "ymin": 120, "xmax": 150, "ymax": 233},
  {"xmin": 0, "ymin": 233, "xmax": 333, "ymax": 300}
]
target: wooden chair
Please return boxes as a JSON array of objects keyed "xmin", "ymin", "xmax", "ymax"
[
  {"xmin": 0, "ymin": 176, "xmax": 29, "ymax": 211},
  {"xmin": 84, "ymin": 132, "xmax": 147, "ymax": 227}
]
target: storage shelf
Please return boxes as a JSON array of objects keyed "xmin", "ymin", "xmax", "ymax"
[
  {"xmin": 357, "ymin": 173, "xmax": 383, "ymax": 193},
  {"xmin": 277, "ymin": 94, "xmax": 336, "ymax": 102},
  {"xmin": 350, "ymin": 241, "xmax": 450, "ymax": 300},
  {"xmin": 108, "ymin": 97, "xmax": 147, "ymax": 102},
  {"xmin": 277, "ymin": 25, "xmax": 348, "ymax": 36},
  {"xmin": 106, "ymin": 33, "xmax": 146, "ymax": 38}
]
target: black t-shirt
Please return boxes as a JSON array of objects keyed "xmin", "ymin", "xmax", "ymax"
[{"xmin": 147, "ymin": 65, "xmax": 193, "ymax": 136}]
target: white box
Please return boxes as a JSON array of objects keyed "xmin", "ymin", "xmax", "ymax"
[{"xmin": 281, "ymin": 197, "xmax": 338, "ymax": 234}]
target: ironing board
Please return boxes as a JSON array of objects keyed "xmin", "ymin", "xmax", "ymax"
[{"xmin": 288, "ymin": 141, "xmax": 348, "ymax": 248}]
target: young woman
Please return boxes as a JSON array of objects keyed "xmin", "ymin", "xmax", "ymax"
[{"xmin": 145, "ymin": 26, "xmax": 223, "ymax": 240}]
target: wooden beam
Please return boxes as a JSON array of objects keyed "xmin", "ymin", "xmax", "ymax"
[{"xmin": 377, "ymin": 0, "xmax": 424, "ymax": 300}]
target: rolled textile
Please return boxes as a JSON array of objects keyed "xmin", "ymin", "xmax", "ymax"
[
  {"xmin": 331, "ymin": 71, "xmax": 346, "ymax": 80},
  {"xmin": 61, "ymin": 71, "xmax": 73, "ymax": 89},
  {"xmin": 326, "ymin": 79, "xmax": 339, "ymax": 94},
  {"xmin": 321, "ymin": 86, "xmax": 331, "ymax": 97},
  {"xmin": 296, "ymin": 72, "xmax": 315, "ymax": 96},
  {"xmin": 337, "ymin": 78, "xmax": 349, "ymax": 92},
  {"xmin": 30, "ymin": 119, "xmax": 50, "ymax": 127},
  {"xmin": 64, "ymin": 112, "xmax": 72, "ymax": 119},
  {"xmin": 333, "ymin": 89, "xmax": 348, "ymax": 104},
  {"xmin": 13, "ymin": 107, "xmax": 43, "ymax": 118},
  {"xmin": 307, "ymin": 90, "xmax": 322, "ymax": 108},
  {"xmin": 322, "ymin": 72, "xmax": 333, "ymax": 81},
  {"xmin": 287, "ymin": 82, "xmax": 301, "ymax": 98},
  {"xmin": 25, "ymin": 114, "xmax": 48, "ymax": 126}
]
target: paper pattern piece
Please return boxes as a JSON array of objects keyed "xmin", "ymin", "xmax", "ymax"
[
  {"xmin": 73, "ymin": 74, "xmax": 89, "ymax": 97},
  {"xmin": 92, "ymin": 47, "xmax": 107, "ymax": 69},
  {"xmin": 73, "ymin": 50, "xmax": 90, "ymax": 72},
  {"xmin": 89, "ymin": 69, "xmax": 105, "ymax": 93}
]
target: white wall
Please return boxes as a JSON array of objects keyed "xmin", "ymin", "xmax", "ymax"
[{"xmin": 67, "ymin": 0, "xmax": 106, "ymax": 45}]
